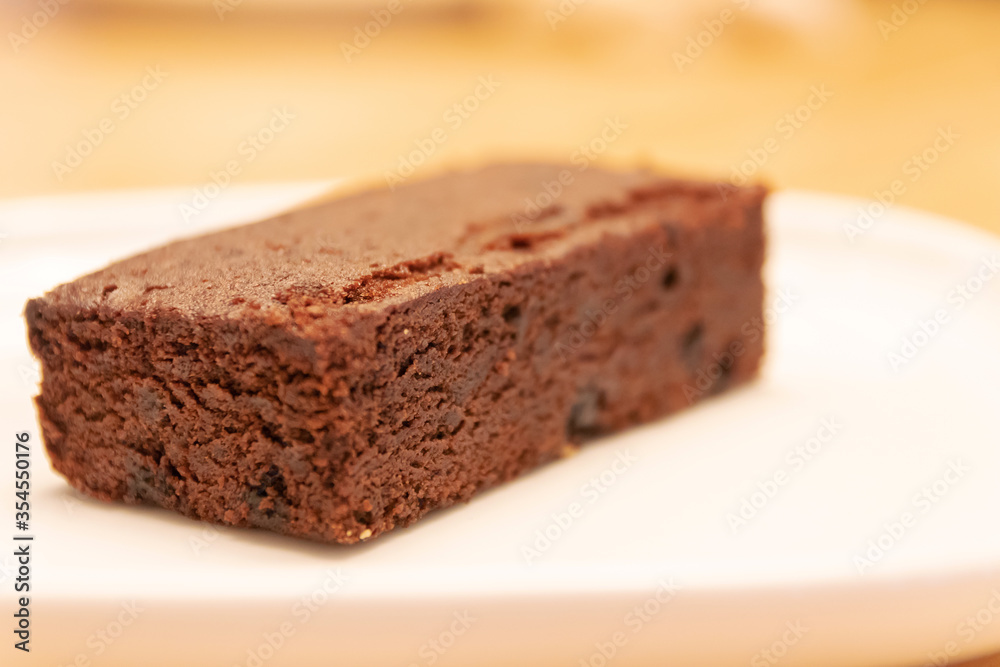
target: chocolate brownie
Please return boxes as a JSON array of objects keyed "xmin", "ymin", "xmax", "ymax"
[{"xmin": 25, "ymin": 163, "xmax": 767, "ymax": 544}]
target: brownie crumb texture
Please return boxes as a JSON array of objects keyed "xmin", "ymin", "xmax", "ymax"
[{"xmin": 25, "ymin": 163, "xmax": 766, "ymax": 544}]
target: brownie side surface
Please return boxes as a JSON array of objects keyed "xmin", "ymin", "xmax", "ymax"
[{"xmin": 26, "ymin": 164, "xmax": 766, "ymax": 543}]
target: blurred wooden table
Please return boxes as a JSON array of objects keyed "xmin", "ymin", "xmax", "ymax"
[
  {"xmin": 1, "ymin": 0, "xmax": 999, "ymax": 236},
  {"xmin": 965, "ymin": 652, "xmax": 1000, "ymax": 667},
  {"xmin": 1, "ymin": 1, "xmax": 999, "ymax": 665}
]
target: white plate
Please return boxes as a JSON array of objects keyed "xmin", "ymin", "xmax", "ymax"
[{"xmin": 1, "ymin": 184, "xmax": 999, "ymax": 667}]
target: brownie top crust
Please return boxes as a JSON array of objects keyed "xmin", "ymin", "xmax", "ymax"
[{"xmin": 32, "ymin": 164, "xmax": 765, "ymax": 326}]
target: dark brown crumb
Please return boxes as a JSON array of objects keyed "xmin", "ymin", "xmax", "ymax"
[{"xmin": 24, "ymin": 163, "xmax": 766, "ymax": 544}]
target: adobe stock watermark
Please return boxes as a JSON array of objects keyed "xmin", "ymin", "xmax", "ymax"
[
  {"xmin": 189, "ymin": 523, "xmax": 228, "ymax": 556},
  {"xmin": 14, "ymin": 359, "xmax": 41, "ymax": 391},
  {"xmin": 510, "ymin": 117, "xmax": 629, "ymax": 233},
  {"xmin": 853, "ymin": 459, "xmax": 970, "ymax": 575},
  {"xmin": 672, "ymin": 0, "xmax": 753, "ymax": 72},
  {"xmin": 213, "ymin": 0, "xmax": 246, "ymax": 20},
  {"xmin": 545, "ymin": 0, "xmax": 592, "ymax": 30},
  {"xmin": 8, "ymin": 0, "xmax": 72, "ymax": 53},
  {"xmin": 750, "ymin": 620, "xmax": 810, "ymax": 667},
  {"xmin": 179, "ymin": 107, "xmax": 296, "ymax": 223},
  {"xmin": 383, "ymin": 75, "xmax": 501, "ymax": 190},
  {"xmin": 51, "ymin": 66, "xmax": 168, "ymax": 182},
  {"xmin": 578, "ymin": 578, "xmax": 679, "ymax": 667},
  {"xmin": 521, "ymin": 449, "xmax": 637, "ymax": 564},
  {"xmin": 55, "ymin": 601, "xmax": 144, "ymax": 667},
  {"xmin": 887, "ymin": 254, "xmax": 999, "ymax": 371},
  {"xmin": 843, "ymin": 126, "xmax": 959, "ymax": 243},
  {"xmin": 404, "ymin": 611, "xmax": 476, "ymax": 667},
  {"xmin": 233, "ymin": 568, "xmax": 350, "ymax": 667},
  {"xmin": 553, "ymin": 244, "xmax": 671, "ymax": 362},
  {"xmin": 56, "ymin": 486, "xmax": 83, "ymax": 516},
  {"xmin": 0, "ymin": 554, "xmax": 18, "ymax": 586},
  {"xmin": 683, "ymin": 288, "xmax": 798, "ymax": 403},
  {"xmin": 340, "ymin": 0, "xmax": 413, "ymax": 62},
  {"xmin": 877, "ymin": 0, "xmax": 929, "ymax": 40},
  {"xmin": 726, "ymin": 85, "xmax": 834, "ymax": 189},
  {"xmin": 727, "ymin": 417, "xmax": 843, "ymax": 534},
  {"xmin": 923, "ymin": 589, "xmax": 1000, "ymax": 667}
]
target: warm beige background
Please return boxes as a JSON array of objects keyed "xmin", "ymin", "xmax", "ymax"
[
  {"xmin": 2, "ymin": 1, "xmax": 999, "ymax": 665},
  {"xmin": 1, "ymin": 0, "xmax": 999, "ymax": 236}
]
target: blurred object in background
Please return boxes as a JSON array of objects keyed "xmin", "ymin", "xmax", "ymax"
[
  {"xmin": 589, "ymin": 0, "xmax": 857, "ymax": 34},
  {"xmin": 4, "ymin": 0, "xmax": 855, "ymax": 33},
  {"xmin": 1, "ymin": 0, "xmax": 998, "ymax": 235},
  {"xmin": 0, "ymin": 0, "xmax": 497, "ymax": 23}
]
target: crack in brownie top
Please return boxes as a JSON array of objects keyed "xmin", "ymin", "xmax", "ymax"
[{"xmin": 36, "ymin": 163, "xmax": 762, "ymax": 325}]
